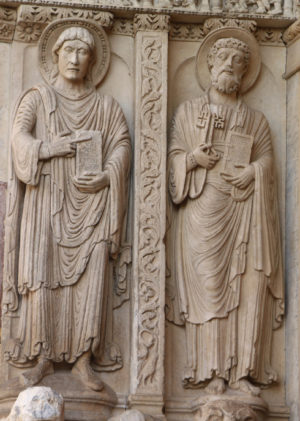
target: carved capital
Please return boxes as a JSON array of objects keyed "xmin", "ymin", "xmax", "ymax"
[
  {"xmin": 283, "ymin": 19, "xmax": 300, "ymax": 44},
  {"xmin": 0, "ymin": 6, "xmax": 17, "ymax": 43},
  {"xmin": 111, "ymin": 18, "xmax": 134, "ymax": 37},
  {"xmin": 14, "ymin": 5, "xmax": 114, "ymax": 43},
  {"xmin": 255, "ymin": 28, "xmax": 283, "ymax": 45},
  {"xmin": 134, "ymin": 14, "xmax": 170, "ymax": 34},
  {"xmin": 203, "ymin": 18, "xmax": 257, "ymax": 35}
]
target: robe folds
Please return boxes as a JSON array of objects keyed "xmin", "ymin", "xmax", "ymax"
[
  {"xmin": 3, "ymin": 84, "xmax": 131, "ymax": 364},
  {"xmin": 167, "ymin": 94, "xmax": 284, "ymax": 387}
]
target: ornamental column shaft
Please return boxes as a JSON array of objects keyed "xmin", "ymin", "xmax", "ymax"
[{"xmin": 130, "ymin": 13, "xmax": 170, "ymax": 418}]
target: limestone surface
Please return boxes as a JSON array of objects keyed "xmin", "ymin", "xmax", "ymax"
[{"xmin": 3, "ymin": 387, "xmax": 64, "ymax": 421}]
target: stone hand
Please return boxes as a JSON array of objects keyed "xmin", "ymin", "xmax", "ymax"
[
  {"xmin": 193, "ymin": 145, "xmax": 219, "ymax": 170},
  {"xmin": 39, "ymin": 139, "xmax": 77, "ymax": 160},
  {"xmin": 73, "ymin": 171, "xmax": 110, "ymax": 193},
  {"xmin": 221, "ymin": 164, "xmax": 255, "ymax": 189}
]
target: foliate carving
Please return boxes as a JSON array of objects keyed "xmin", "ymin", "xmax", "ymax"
[
  {"xmin": 134, "ymin": 14, "xmax": 170, "ymax": 34},
  {"xmin": 0, "ymin": 6, "xmax": 17, "ymax": 43},
  {"xmin": 203, "ymin": 18, "xmax": 257, "ymax": 35},
  {"xmin": 15, "ymin": 22, "xmax": 43, "ymax": 42},
  {"xmin": 170, "ymin": 23, "xmax": 204, "ymax": 41},
  {"xmin": 136, "ymin": 33, "xmax": 164, "ymax": 388},
  {"xmin": 170, "ymin": 22, "xmax": 283, "ymax": 45},
  {"xmin": 256, "ymin": 28, "xmax": 283, "ymax": 45},
  {"xmin": 14, "ymin": 5, "xmax": 113, "ymax": 43},
  {"xmin": 283, "ymin": 19, "xmax": 300, "ymax": 43},
  {"xmin": 111, "ymin": 19, "xmax": 134, "ymax": 36}
]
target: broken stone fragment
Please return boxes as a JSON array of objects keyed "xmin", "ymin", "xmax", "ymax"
[{"xmin": 4, "ymin": 387, "xmax": 64, "ymax": 421}]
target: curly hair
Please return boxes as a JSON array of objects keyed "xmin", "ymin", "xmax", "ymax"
[{"xmin": 207, "ymin": 37, "xmax": 250, "ymax": 70}]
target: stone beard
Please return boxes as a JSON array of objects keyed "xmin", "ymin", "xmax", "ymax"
[
  {"xmin": 3, "ymin": 26, "xmax": 131, "ymax": 389},
  {"xmin": 167, "ymin": 37, "xmax": 283, "ymax": 394},
  {"xmin": 208, "ymin": 38, "xmax": 250, "ymax": 94}
]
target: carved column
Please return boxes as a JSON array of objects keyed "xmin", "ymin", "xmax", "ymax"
[
  {"xmin": 130, "ymin": 13, "xmax": 170, "ymax": 418},
  {"xmin": 283, "ymin": 20, "xmax": 300, "ymax": 421}
]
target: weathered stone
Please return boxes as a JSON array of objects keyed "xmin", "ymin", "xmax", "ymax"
[
  {"xmin": 4, "ymin": 387, "xmax": 63, "ymax": 421},
  {"xmin": 0, "ymin": 2, "xmax": 296, "ymax": 421}
]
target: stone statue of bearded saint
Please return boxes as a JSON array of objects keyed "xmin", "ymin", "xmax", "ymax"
[
  {"xmin": 2, "ymin": 23, "xmax": 131, "ymax": 391},
  {"xmin": 167, "ymin": 31, "xmax": 284, "ymax": 396}
]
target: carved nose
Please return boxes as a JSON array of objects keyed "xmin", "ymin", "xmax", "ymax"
[
  {"xmin": 224, "ymin": 55, "xmax": 234, "ymax": 67},
  {"xmin": 70, "ymin": 52, "xmax": 79, "ymax": 64}
]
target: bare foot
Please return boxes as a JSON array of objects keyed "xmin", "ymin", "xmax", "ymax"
[
  {"xmin": 21, "ymin": 358, "xmax": 53, "ymax": 387},
  {"xmin": 230, "ymin": 379, "xmax": 261, "ymax": 396},
  {"xmin": 205, "ymin": 377, "xmax": 226, "ymax": 395},
  {"xmin": 72, "ymin": 353, "xmax": 103, "ymax": 391}
]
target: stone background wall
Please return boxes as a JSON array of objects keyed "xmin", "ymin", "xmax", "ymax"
[{"xmin": 0, "ymin": 2, "xmax": 299, "ymax": 420}]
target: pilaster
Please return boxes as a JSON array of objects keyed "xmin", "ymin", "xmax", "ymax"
[{"xmin": 130, "ymin": 13, "xmax": 170, "ymax": 418}]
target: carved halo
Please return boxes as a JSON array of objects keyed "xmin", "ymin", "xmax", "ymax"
[
  {"xmin": 195, "ymin": 27, "xmax": 261, "ymax": 94},
  {"xmin": 38, "ymin": 18, "xmax": 110, "ymax": 87}
]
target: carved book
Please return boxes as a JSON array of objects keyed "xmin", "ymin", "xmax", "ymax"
[
  {"xmin": 74, "ymin": 130, "xmax": 103, "ymax": 178},
  {"xmin": 222, "ymin": 131, "xmax": 254, "ymax": 175}
]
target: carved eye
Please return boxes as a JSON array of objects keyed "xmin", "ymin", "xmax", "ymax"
[
  {"xmin": 217, "ymin": 52, "xmax": 227, "ymax": 61},
  {"xmin": 233, "ymin": 55, "xmax": 243, "ymax": 64},
  {"xmin": 64, "ymin": 46, "xmax": 73, "ymax": 53},
  {"xmin": 79, "ymin": 48, "xmax": 89, "ymax": 56}
]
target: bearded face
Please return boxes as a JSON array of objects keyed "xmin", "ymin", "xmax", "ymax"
[{"xmin": 209, "ymin": 47, "xmax": 248, "ymax": 95}]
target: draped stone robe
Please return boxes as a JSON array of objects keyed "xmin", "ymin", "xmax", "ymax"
[
  {"xmin": 167, "ymin": 94, "xmax": 283, "ymax": 387},
  {"xmin": 3, "ymin": 84, "xmax": 131, "ymax": 365}
]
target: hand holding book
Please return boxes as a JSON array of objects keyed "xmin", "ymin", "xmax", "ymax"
[
  {"xmin": 73, "ymin": 170, "xmax": 110, "ymax": 193},
  {"xmin": 221, "ymin": 164, "xmax": 255, "ymax": 189}
]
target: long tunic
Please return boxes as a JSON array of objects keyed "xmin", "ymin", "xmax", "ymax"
[
  {"xmin": 167, "ymin": 94, "xmax": 283, "ymax": 386},
  {"xmin": 3, "ymin": 84, "xmax": 131, "ymax": 364}
]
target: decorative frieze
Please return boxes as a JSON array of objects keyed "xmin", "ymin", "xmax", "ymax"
[
  {"xmin": 256, "ymin": 27, "xmax": 284, "ymax": 45},
  {"xmin": 203, "ymin": 17, "xmax": 257, "ymax": 34},
  {"xmin": 14, "ymin": 5, "xmax": 113, "ymax": 43},
  {"xmin": 0, "ymin": 6, "xmax": 16, "ymax": 43},
  {"xmin": 169, "ymin": 23, "xmax": 205, "ymax": 41},
  {"xmin": 111, "ymin": 18, "xmax": 134, "ymax": 36},
  {"xmin": 0, "ymin": 0, "xmax": 294, "ymax": 17}
]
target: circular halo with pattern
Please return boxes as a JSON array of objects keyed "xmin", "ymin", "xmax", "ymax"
[
  {"xmin": 39, "ymin": 18, "xmax": 110, "ymax": 88},
  {"xmin": 195, "ymin": 27, "xmax": 261, "ymax": 94}
]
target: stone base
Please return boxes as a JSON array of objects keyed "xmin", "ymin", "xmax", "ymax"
[
  {"xmin": 191, "ymin": 390, "xmax": 268, "ymax": 421},
  {"xmin": 0, "ymin": 371, "xmax": 117, "ymax": 421}
]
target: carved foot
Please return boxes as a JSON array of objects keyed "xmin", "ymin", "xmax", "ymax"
[
  {"xmin": 230, "ymin": 379, "xmax": 261, "ymax": 396},
  {"xmin": 256, "ymin": 6, "xmax": 266, "ymax": 13},
  {"xmin": 205, "ymin": 377, "xmax": 226, "ymax": 395},
  {"xmin": 72, "ymin": 353, "xmax": 104, "ymax": 391},
  {"xmin": 21, "ymin": 358, "xmax": 54, "ymax": 387},
  {"xmin": 269, "ymin": 7, "xmax": 282, "ymax": 14}
]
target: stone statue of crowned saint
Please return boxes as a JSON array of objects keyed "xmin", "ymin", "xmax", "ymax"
[{"xmin": 166, "ymin": 26, "xmax": 284, "ymax": 413}]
